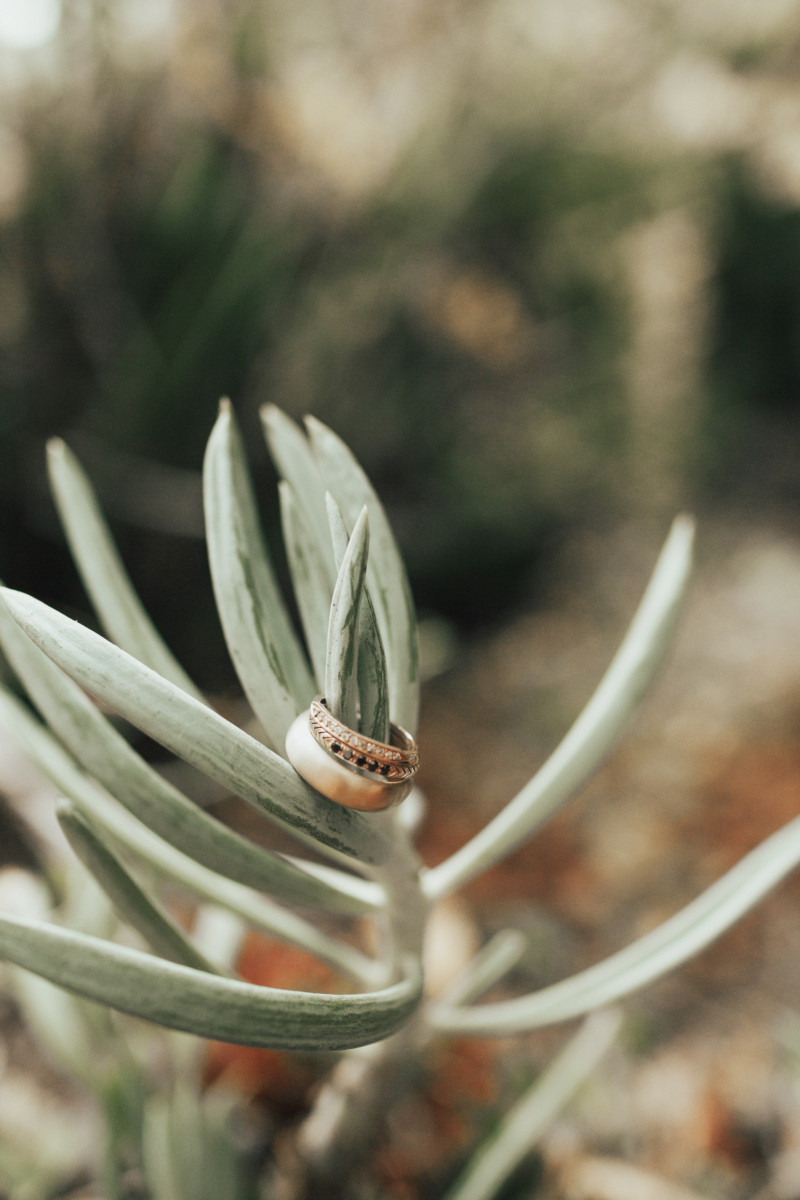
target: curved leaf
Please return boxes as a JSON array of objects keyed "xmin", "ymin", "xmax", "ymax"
[
  {"xmin": 327, "ymin": 493, "xmax": 389, "ymax": 742},
  {"xmin": 326, "ymin": 507, "xmax": 369, "ymax": 729},
  {"xmin": 439, "ymin": 930, "xmax": 528, "ymax": 1008},
  {"xmin": 0, "ymin": 914, "xmax": 423, "ymax": 1051},
  {"xmin": 0, "ymin": 595, "xmax": 371, "ymax": 912},
  {"xmin": 432, "ymin": 805, "xmax": 800, "ymax": 1036},
  {"xmin": 442, "ymin": 1011, "xmax": 621, "ymax": 1200},
  {"xmin": 424, "ymin": 516, "xmax": 694, "ymax": 899},
  {"xmin": 1, "ymin": 588, "xmax": 397, "ymax": 872},
  {"xmin": 0, "ymin": 687, "xmax": 383, "ymax": 981},
  {"xmin": 261, "ymin": 404, "xmax": 335, "ymax": 577},
  {"xmin": 203, "ymin": 402, "xmax": 314, "ymax": 751},
  {"xmin": 47, "ymin": 439, "xmax": 205, "ymax": 704},
  {"xmin": 279, "ymin": 481, "xmax": 332, "ymax": 687},
  {"xmin": 306, "ymin": 416, "xmax": 419, "ymax": 734},
  {"xmin": 57, "ymin": 805, "xmax": 222, "ymax": 975}
]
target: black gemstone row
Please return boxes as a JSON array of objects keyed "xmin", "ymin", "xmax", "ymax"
[
  {"xmin": 308, "ymin": 697, "xmax": 419, "ymax": 782},
  {"xmin": 330, "ymin": 741, "xmax": 392, "ymax": 775}
]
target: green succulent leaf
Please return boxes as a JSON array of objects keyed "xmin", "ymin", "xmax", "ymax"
[
  {"xmin": 432, "ymin": 803, "xmax": 800, "ymax": 1036},
  {"xmin": 262, "ymin": 410, "xmax": 402, "ymax": 738},
  {"xmin": 327, "ymin": 493, "xmax": 389, "ymax": 742},
  {"xmin": 0, "ymin": 914, "xmax": 423, "ymax": 1051},
  {"xmin": 57, "ymin": 804, "xmax": 222, "ymax": 975},
  {"xmin": 0, "ymin": 587, "xmax": 398, "ymax": 873},
  {"xmin": 0, "ymin": 687, "xmax": 383, "ymax": 981},
  {"xmin": 0, "ymin": 596, "xmax": 370, "ymax": 913},
  {"xmin": 424, "ymin": 516, "xmax": 694, "ymax": 899},
  {"xmin": 261, "ymin": 404, "xmax": 335, "ymax": 578},
  {"xmin": 440, "ymin": 930, "xmax": 528, "ymax": 1009},
  {"xmin": 353, "ymin": 601, "xmax": 390, "ymax": 742},
  {"xmin": 204, "ymin": 401, "xmax": 314, "ymax": 751},
  {"xmin": 325, "ymin": 507, "xmax": 369, "ymax": 729},
  {"xmin": 279, "ymin": 480, "xmax": 332, "ymax": 686},
  {"xmin": 442, "ymin": 1010, "xmax": 621, "ymax": 1200},
  {"xmin": 306, "ymin": 416, "xmax": 419, "ymax": 734},
  {"xmin": 47, "ymin": 439, "xmax": 205, "ymax": 704}
]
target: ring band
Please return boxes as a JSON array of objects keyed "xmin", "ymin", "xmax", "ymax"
[
  {"xmin": 285, "ymin": 697, "xmax": 419, "ymax": 811},
  {"xmin": 309, "ymin": 697, "xmax": 419, "ymax": 782}
]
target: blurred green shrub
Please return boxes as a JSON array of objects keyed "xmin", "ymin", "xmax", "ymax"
[{"xmin": 2, "ymin": 0, "xmax": 800, "ymax": 660}]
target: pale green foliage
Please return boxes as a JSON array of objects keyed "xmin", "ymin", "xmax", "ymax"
[{"xmin": 0, "ymin": 405, "xmax": 797, "ymax": 1199}]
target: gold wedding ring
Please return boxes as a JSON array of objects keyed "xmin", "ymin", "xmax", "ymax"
[{"xmin": 285, "ymin": 696, "xmax": 419, "ymax": 811}]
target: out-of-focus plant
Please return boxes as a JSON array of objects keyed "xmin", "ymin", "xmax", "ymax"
[
  {"xmin": 8, "ymin": 0, "xmax": 800, "ymax": 647},
  {"xmin": 2, "ymin": 406, "xmax": 800, "ymax": 1197}
]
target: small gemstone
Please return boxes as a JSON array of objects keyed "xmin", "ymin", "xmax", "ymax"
[
  {"xmin": 355, "ymin": 755, "xmax": 366, "ymax": 767},
  {"xmin": 380, "ymin": 764, "xmax": 390, "ymax": 776},
  {"xmin": 331, "ymin": 742, "xmax": 342, "ymax": 754},
  {"xmin": 368, "ymin": 761, "xmax": 379, "ymax": 772},
  {"xmin": 342, "ymin": 747, "xmax": 353, "ymax": 760}
]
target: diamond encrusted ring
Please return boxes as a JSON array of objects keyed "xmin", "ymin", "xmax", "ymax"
[{"xmin": 285, "ymin": 696, "xmax": 419, "ymax": 811}]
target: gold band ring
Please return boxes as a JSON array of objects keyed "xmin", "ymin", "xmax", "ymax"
[{"xmin": 285, "ymin": 697, "xmax": 419, "ymax": 811}]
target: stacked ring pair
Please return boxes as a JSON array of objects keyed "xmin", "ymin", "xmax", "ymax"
[{"xmin": 286, "ymin": 696, "xmax": 419, "ymax": 811}]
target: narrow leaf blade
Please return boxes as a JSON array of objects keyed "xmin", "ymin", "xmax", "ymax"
[
  {"xmin": 0, "ymin": 594, "xmax": 371, "ymax": 911},
  {"xmin": 203, "ymin": 402, "xmax": 314, "ymax": 751},
  {"xmin": 432, "ymin": 806, "xmax": 800, "ymax": 1036},
  {"xmin": 279, "ymin": 481, "xmax": 332, "ymax": 686},
  {"xmin": 440, "ymin": 930, "xmax": 528, "ymax": 1009},
  {"xmin": 47, "ymin": 439, "xmax": 205, "ymax": 703},
  {"xmin": 325, "ymin": 507, "xmax": 369, "ymax": 728},
  {"xmin": 442, "ymin": 1011, "xmax": 621, "ymax": 1200},
  {"xmin": 307, "ymin": 416, "xmax": 419, "ymax": 733},
  {"xmin": 424, "ymin": 516, "xmax": 695, "ymax": 899},
  {"xmin": 0, "ymin": 687, "xmax": 383, "ymax": 981},
  {"xmin": 327, "ymin": 493, "xmax": 389, "ymax": 742},
  {"xmin": 261, "ymin": 405, "xmax": 335, "ymax": 577},
  {"xmin": 0, "ymin": 914, "xmax": 422, "ymax": 1051},
  {"xmin": 1, "ymin": 588, "xmax": 397, "ymax": 871},
  {"xmin": 58, "ymin": 805, "xmax": 222, "ymax": 975}
]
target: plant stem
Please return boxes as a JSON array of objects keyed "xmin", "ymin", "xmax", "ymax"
[{"xmin": 265, "ymin": 824, "xmax": 429, "ymax": 1199}]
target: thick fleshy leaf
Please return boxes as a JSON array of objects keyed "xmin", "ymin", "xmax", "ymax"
[
  {"xmin": 0, "ymin": 688, "xmax": 383, "ymax": 982},
  {"xmin": 261, "ymin": 404, "xmax": 335, "ymax": 578},
  {"xmin": 431, "ymin": 804, "xmax": 800, "ymax": 1035},
  {"xmin": 306, "ymin": 417, "xmax": 419, "ymax": 734},
  {"xmin": 325, "ymin": 507, "xmax": 369, "ymax": 729},
  {"xmin": 279, "ymin": 481, "xmax": 332, "ymax": 687},
  {"xmin": 0, "ymin": 596, "xmax": 372, "ymax": 913},
  {"xmin": 424, "ymin": 516, "xmax": 695, "ymax": 900},
  {"xmin": 1, "ymin": 588, "xmax": 397, "ymax": 872},
  {"xmin": 0, "ymin": 914, "xmax": 423, "ymax": 1051},
  {"xmin": 203, "ymin": 402, "xmax": 314, "ymax": 751},
  {"xmin": 47, "ymin": 439, "xmax": 205, "ymax": 704},
  {"xmin": 263, "ymin": 410, "xmax": 395, "ymax": 738},
  {"xmin": 355, "ymin": 618, "xmax": 390, "ymax": 742},
  {"xmin": 57, "ymin": 805, "xmax": 222, "ymax": 975},
  {"xmin": 327, "ymin": 494, "xmax": 389, "ymax": 742},
  {"xmin": 442, "ymin": 1011, "xmax": 621, "ymax": 1200}
]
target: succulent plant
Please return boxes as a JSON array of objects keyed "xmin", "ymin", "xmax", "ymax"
[{"xmin": 2, "ymin": 404, "xmax": 800, "ymax": 1198}]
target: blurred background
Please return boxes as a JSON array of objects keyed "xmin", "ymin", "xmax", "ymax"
[
  {"xmin": 5, "ymin": 1, "xmax": 800, "ymax": 1196},
  {"xmin": 2, "ymin": 0, "xmax": 800, "ymax": 673}
]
